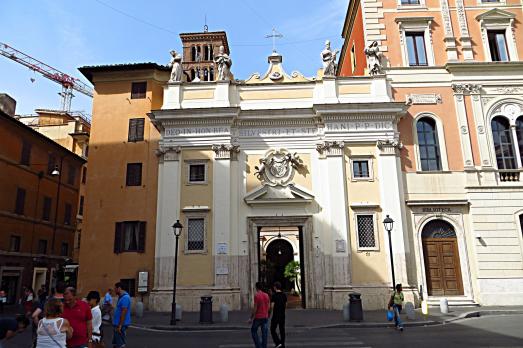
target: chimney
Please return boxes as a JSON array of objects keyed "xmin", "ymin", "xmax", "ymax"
[{"xmin": 0, "ymin": 94, "xmax": 16, "ymax": 116}]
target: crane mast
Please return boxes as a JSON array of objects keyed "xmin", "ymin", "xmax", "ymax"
[{"xmin": 0, "ymin": 42, "xmax": 93, "ymax": 112}]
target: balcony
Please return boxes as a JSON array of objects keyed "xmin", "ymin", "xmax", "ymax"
[{"xmin": 498, "ymin": 169, "xmax": 521, "ymax": 182}]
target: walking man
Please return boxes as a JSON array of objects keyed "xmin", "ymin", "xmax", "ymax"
[
  {"xmin": 388, "ymin": 283, "xmax": 404, "ymax": 331},
  {"xmin": 270, "ymin": 282, "xmax": 287, "ymax": 348},
  {"xmin": 112, "ymin": 282, "xmax": 131, "ymax": 348},
  {"xmin": 249, "ymin": 282, "xmax": 270, "ymax": 348},
  {"xmin": 102, "ymin": 288, "xmax": 113, "ymax": 322},
  {"xmin": 62, "ymin": 287, "xmax": 93, "ymax": 348}
]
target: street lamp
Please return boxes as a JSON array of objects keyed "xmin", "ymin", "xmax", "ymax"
[
  {"xmin": 383, "ymin": 215, "xmax": 395, "ymax": 288},
  {"xmin": 170, "ymin": 220, "xmax": 183, "ymax": 325},
  {"xmin": 50, "ymin": 162, "xmax": 63, "ymax": 256}
]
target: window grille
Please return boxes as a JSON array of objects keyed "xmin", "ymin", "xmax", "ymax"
[
  {"xmin": 357, "ymin": 215, "xmax": 376, "ymax": 248},
  {"xmin": 189, "ymin": 164, "xmax": 206, "ymax": 183},
  {"xmin": 188, "ymin": 218, "xmax": 205, "ymax": 251}
]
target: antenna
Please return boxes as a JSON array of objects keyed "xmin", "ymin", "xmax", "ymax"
[
  {"xmin": 265, "ymin": 28, "xmax": 283, "ymax": 53},
  {"xmin": 204, "ymin": 15, "xmax": 208, "ymax": 32}
]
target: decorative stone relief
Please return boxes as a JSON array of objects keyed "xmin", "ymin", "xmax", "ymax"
[
  {"xmin": 212, "ymin": 144, "xmax": 240, "ymax": 160},
  {"xmin": 376, "ymin": 139, "xmax": 403, "ymax": 155},
  {"xmin": 316, "ymin": 141, "xmax": 345, "ymax": 158},
  {"xmin": 461, "ymin": 126, "xmax": 468, "ymax": 134},
  {"xmin": 451, "ymin": 83, "xmax": 482, "ymax": 95},
  {"xmin": 406, "ymin": 93, "xmax": 442, "ymax": 105},
  {"xmin": 477, "ymin": 125, "xmax": 485, "ymax": 134},
  {"xmin": 156, "ymin": 145, "xmax": 181, "ymax": 161},
  {"xmin": 456, "ymin": 0, "xmax": 470, "ymax": 36},
  {"xmin": 494, "ymin": 87, "xmax": 523, "ymax": 94},
  {"xmin": 440, "ymin": 0, "xmax": 453, "ymax": 37},
  {"xmin": 254, "ymin": 149, "xmax": 303, "ymax": 186}
]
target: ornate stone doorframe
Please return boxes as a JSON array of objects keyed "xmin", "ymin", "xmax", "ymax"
[{"xmin": 245, "ymin": 216, "xmax": 320, "ymax": 308}]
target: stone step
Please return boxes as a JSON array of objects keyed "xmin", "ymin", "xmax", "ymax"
[{"xmin": 426, "ymin": 297, "xmax": 479, "ymax": 307}]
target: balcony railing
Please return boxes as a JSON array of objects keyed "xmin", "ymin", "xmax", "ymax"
[{"xmin": 499, "ymin": 169, "xmax": 521, "ymax": 182}]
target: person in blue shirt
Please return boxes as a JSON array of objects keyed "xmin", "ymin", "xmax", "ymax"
[
  {"xmin": 112, "ymin": 282, "xmax": 131, "ymax": 348},
  {"xmin": 102, "ymin": 288, "xmax": 114, "ymax": 322}
]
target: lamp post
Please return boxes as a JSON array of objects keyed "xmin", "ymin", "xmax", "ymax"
[
  {"xmin": 170, "ymin": 220, "xmax": 183, "ymax": 325},
  {"xmin": 50, "ymin": 157, "xmax": 64, "ymax": 255},
  {"xmin": 383, "ymin": 215, "xmax": 395, "ymax": 288}
]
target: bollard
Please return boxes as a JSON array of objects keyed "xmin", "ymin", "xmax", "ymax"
[
  {"xmin": 440, "ymin": 298, "xmax": 449, "ymax": 314},
  {"xmin": 134, "ymin": 300, "xmax": 144, "ymax": 318},
  {"xmin": 421, "ymin": 300, "xmax": 429, "ymax": 316},
  {"xmin": 219, "ymin": 303, "xmax": 229, "ymax": 323},
  {"xmin": 405, "ymin": 302, "xmax": 415, "ymax": 320},
  {"xmin": 342, "ymin": 303, "xmax": 350, "ymax": 321},
  {"xmin": 175, "ymin": 304, "xmax": 182, "ymax": 321},
  {"xmin": 348, "ymin": 293, "xmax": 363, "ymax": 322},
  {"xmin": 199, "ymin": 296, "xmax": 213, "ymax": 324}
]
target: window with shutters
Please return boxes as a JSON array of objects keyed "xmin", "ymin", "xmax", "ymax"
[
  {"xmin": 114, "ymin": 221, "xmax": 146, "ymax": 253},
  {"xmin": 186, "ymin": 217, "xmax": 206, "ymax": 253},
  {"xmin": 14, "ymin": 187, "xmax": 26, "ymax": 215},
  {"xmin": 186, "ymin": 161, "xmax": 207, "ymax": 184},
  {"xmin": 356, "ymin": 214, "xmax": 378, "ymax": 251},
  {"xmin": 38, "ymin": 239, "xmax": 48, "ymax": 254},
  {"xmin": 64, "ymin": 203, "xmax": 72, "ymax": 225},
  {"xmin": 126, "ymin": 163, "xmax": 142, "ymax": 186},
  {"xmin": 67, "ymin": 164, "xmax": 76, "ymax": 185},
  {"xmin": 61, "ymin": 242, "xmax": 69, "ymax": 257},
  {"xmin": 120, "ymin": 278, "xmax": 136, "ymax": 297},
  {"xmin": 42, "ymin": 196, "xmax": 52, "ymax": 221},
  {"xmin": 128, "ymin": 118, "xmax": 145, "ymax": 142},
  {"xmin": 20, "ymin": 140, "xmax": 31, "ymax": 165},
  {"xmin": 9, "ymin": 235, "xmax": 21, "ymax": 252},
  {"xmin": 131, "ymin": 82, "xmax": 147, "ymax": 99}
]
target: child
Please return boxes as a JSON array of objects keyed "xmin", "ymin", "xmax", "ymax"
[
  {"xmin": 388, "ymin": 283, "xmax": 404, "ymax": 331},
  {"xmin": 86, "ymin": 291, "xmax": 103, "ymax": 347}
]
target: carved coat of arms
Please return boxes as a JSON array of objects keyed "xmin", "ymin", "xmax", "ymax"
[{"xmin": 254, "ymin": 149, "xmax": 302, "ymax": 186}]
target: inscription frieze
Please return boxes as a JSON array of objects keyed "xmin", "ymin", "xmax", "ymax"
[
  {"xmin": 165, "ymin": 127, "xmax": 230, "ymax": 137},
  {"xmin": 326, "ymin": 121, "xmax": 392, "ymax": 132}
]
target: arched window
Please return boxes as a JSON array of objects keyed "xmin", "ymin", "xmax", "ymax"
[
  {"xmin": 491, "ymin": 116, "xmax": 516, "ymax": 169},
  {"xmin": 204, "ymin": 46, "xmax": 209, "ymax": 61},
  {"xmin": 209, "ymin": 67, "xmax": 214, "ymax": 81},
  {"xmin": 516, "ymin": 116, "xmax": 523, "ymax": 165},
  {"xmin": 203, "ymin": 68, "xmax": 208, "ymax": 81},
  {"xmin": 421, "ymin": 220, "xmax": 456, "ymax": 239},
  {"xmin": 416, "ymin": 117, "xmax": 441, "ymax": 171},
  {"xmin": 190, "ymin": 69, "xmax": 195, "ymax": 81},
  {"xmin": 191, "ymin": 47, "xmax": 197, "ymax": 61}
]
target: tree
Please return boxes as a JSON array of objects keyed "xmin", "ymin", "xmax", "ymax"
[{"xmin": 284, "ymin": 260, "xmax": 301, "ymax": 294}]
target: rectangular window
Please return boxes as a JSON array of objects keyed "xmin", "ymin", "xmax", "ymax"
[
  {"xmin": 120, "ymin": 278, "xmax": 136, "ymax": 297},
  {"xmin": 488, "ymin": 30, "xmax": 509, "ymax": 62},
  {"xmin": 78, "ymin": 196, "xmax": 84, "ymax": 216},
  {"xmin": 188, "ymin": 164, "xmax": 206, "ymax": 183},
  {"xmin": 187, "ymin": 218, "xmax": 205, "ymax": 251},
  {"xmin": 81, "ymin": 167, "xmax": 87, "ymax": 184},
  {"xmin": 406, "ymin": 32, "xmax": 428, "ymax": 66},
  {"xmin": 128, "ymin": 118, "xmax": 145, "ymax": 142},
  {"xmin": 64, "ymin": 203, "xmax": 72, "ymax": 225},
  {"xmin": 131, "ymin": 82, "xmax": 147, "ymax": 99},
  {"xmin": 67, "ymin": 164, "xmax": 76, "ymax": 185},
  {"xmin": 401, "ymin": 0, "xmax": 420, "ymax": 4},
  {"xmin": 352, "ymin": 160, "xmax": 370, "ymax": 179},
  {"xmin": 60, "ymin": 242, "xmax": 69, "ymax": 257},
  {"xmin": 42, "ymin": 196, "xmax": 52, "ymax": 221},
  {"xmin": 126, "ymin": 163, "xmax": 142, "ymax": 186},
  {"xmin": 114, "ymin": 221, "xmax": 146, "ymax": 253},
  {"xmin": 20, "ymin": 140, "xmax": 31, "ymax": 165},
  {"xmin": 47, "ymin": 154, "xmax": 56, "ymax": 175},
  {"xmin": 350, "ymin": 43, "xmax": 356, "ymax": 73},
  {"xmin": 356, "ymin": 214, "xmax": 377, "ymax": 250},
  {"xmin": 14, "ymin": 187, "xmax": 26, "ymax": 215},
  {"xmin": 9, "ymin": 235, "xmax": 21, "ymax": 252},
  {"xmin": 38, "ymin": 239, "xmax": 48, "ymax": 254}
]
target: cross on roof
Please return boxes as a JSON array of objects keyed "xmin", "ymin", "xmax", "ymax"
[{"xmin": 265, "ymin": 28, "xmax": 283, "ymax": 53}]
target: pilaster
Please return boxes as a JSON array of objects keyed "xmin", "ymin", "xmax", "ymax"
[
  {"xmin": 455, "ymin": 0, "xmax": 474, "ymax": 60},
  {"xmin": 470, "ymin": 89, "xmax": 493, "ymax": 168},
  {"xmin": 440, "ymin": 0, "xmax": 458, "ymax": 61},
  {"xmin": 452, "ymin": 84, "xmax": 476, "ymax": 168}
]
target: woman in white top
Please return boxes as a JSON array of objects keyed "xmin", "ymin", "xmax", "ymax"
[
  {"xmin": 36, "ymin": 298, "xmax": 72, "ymax": 348},
  {"xmin": 87, "ymin": 291, "xmax": 103, "ymax": 346}
]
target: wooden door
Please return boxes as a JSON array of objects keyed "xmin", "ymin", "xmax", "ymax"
[{"xmin": 423, "ymin": 238, "xmax": 464, "ymax": 296}]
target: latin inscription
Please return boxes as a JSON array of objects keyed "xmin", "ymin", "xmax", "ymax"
[
  {"xmin": 422, "ymin": 207, "xmax": 452, "ymax": 213},
  {"xmin": 239, "ymin": 127, "xmax": 317, "ymax": 137},
  {"xmin": 326, "ymin": 121, "xmax": 392, "ymax": 132},
  {"xmin": 165, "ymin": 127, "xmax": 230, "ymax": 137}
]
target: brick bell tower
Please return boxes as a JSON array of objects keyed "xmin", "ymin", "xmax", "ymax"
[{"xmin": 179, "ymin": 27, "xmax": 230, "ymax": 82}]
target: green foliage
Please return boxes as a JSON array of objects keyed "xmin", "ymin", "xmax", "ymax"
[{"xmin": 284, "ymin": 260, "xmax": 301, "ymax": 294}]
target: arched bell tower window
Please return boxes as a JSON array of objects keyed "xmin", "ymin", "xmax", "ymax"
[{"xmin": 416, "ymin": 117, "xmax": 441, "ymax": 171}]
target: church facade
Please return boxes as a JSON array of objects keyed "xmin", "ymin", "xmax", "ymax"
[{"xmin": 149, "ymin": 52, "xmax": 411, "ymax": 311}]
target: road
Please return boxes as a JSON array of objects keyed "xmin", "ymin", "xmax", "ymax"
[{"xmin": 4, "ymin": 314, "xmax": 523, "ymax": 348}]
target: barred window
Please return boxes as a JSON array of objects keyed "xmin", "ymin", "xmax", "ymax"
[
  {"xmin": 356, "ymin": 214, "xmax": 377, "ymax": 249},
  {"xmin": 188, "ymin": 164, "xmax": 206, "ymax": 183},
  {"xmin": 187, "ymin": 218, "xmax": 205, "ymax": 251}
]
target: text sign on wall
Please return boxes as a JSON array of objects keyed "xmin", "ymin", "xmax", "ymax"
[
  {"xmin": 238, "ymin": 127, "xmax": 318, "ymax": 137},
  {"xmin": 326, "ymin": 121, "xmax": 393, "ymax": 132},
  {"xmin": 165, "ymin": 127, "xmax": 231, "ymax": 137}
]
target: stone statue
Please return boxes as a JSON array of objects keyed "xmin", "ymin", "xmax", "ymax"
[
  {"xmin": 213, "ymin": 45, "xmax": 232, "ymax": 81},
  {"xmin": 321, "ymin": 40, "xmax": 339, "ymax": 76},
  {"xmin": 364, "ymin": 41, "xmax": 383, "ymax": 76},
  {"xmin": 168, "ymin": 50, "xmax": 183, "ymax": 82}
]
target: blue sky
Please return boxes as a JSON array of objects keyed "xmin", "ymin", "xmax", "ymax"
[{"xmin": 0, "ymin": 0, "xmax": 347, "ymax": 115}]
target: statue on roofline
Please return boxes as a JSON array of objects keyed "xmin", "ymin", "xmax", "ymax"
[
  {"xmin": 213, "ymin": 45, "xmax": 232, "ymax": 81},
  {"xmin": 321, "ymin": 40, "xmax": 339, "ymax": 76},
  {"xmin": 168, "ymin": 50, "xmax": 183, "ymax": 82},
  {"xmin": 364, "ymin": 41, "xmax": 384, "ymax": 76}
]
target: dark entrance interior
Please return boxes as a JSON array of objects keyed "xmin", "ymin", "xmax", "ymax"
[
  {"xmin": 258, "ymin": 226, "xmax": 306, "ymax": 308},
  {"xmin": 1, "ymin": 271, "xmax": 21, "ymax": 304}
]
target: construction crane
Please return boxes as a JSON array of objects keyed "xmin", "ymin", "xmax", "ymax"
[{"xmin": 0, "ymin": 42, "xmax": 93, "ymax": 112}]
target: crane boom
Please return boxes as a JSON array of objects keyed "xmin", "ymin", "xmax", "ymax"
[{"xmin": 0, "ymin": 42, "xmax": 93, "ymax": 111}]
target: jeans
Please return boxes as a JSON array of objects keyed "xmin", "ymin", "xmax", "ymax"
[
  {"xmin": 251, "ymin": 318, "xmax": 268, "ymax": 348},
  {"xmin": 270, "ymin": 316, "xmax": 285, "ymax": 346},
  {"xmin": 112, "ymin": 325, "xmax": 128, "ymax": 348},
  {"xmin": 393, "ymin": 304, "xmax": 403, "ymax": 328}
]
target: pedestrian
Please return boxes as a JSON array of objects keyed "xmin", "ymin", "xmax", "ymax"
[
  {"xmin": 270, "ymin": 281, "xmax": 287, "ymax": 348},
  {"xmin": 35, "ymin": 298, "xmax": 73, "ymax": 348},
  {"xmin": 86, "ymin": 291, "xmax": 103, "ymax": 348},
  {"xmin": 38, "ymin": 285, "xmax": 48, "ymax": 304},
  {"xmin": 0, "ymin": 290, "xmax": 6, "ymax": 314},
  {"xmin": 24, "ymin": 287, "xmax": 35, "ymax": 316},
  {"xmin": 249, "ymin": 282, "xmax": 270, "ymax": 348},
  {"xmin": 62, "ymin": 287, "xmax": 93, "ymax": 348},
  {"xmin": 0, "ymin": 314, "xmax": 29, "ymax": 348},
  {"xmin": 112, "ymin": 282, "xmax": 131, "ymax": 348},
  {"xmin": 388, "ymin": 283, "xmax": 404, "ymax": 331},
  {"xmin": 32, "ymin": 281, "xmax": 67, "ymax": 331},
  {"xmin": 102, "ymin": 289, "xmax": 113, "ymax": 322}
]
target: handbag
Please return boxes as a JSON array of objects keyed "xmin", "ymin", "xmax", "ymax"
[{"xmin": 386, "ymin": 309, "xmax": 394, "ymax": 321}]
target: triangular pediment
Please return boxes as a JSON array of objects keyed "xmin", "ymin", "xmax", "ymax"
[
  {"xmin": 244, "ymin": 184, "xmax": 314, "ymax": 205},
  {"xmin": 476, "ymin": 8, "xmax": 516, "ymax": 21}
]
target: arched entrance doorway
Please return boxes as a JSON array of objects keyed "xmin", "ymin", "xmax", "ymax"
[
  {"xmin": 265, "ymin": 239, "xmax": 294, "ymax": 292},
  {"xmin": 422, "ymin": 220, "xmax": 464, "ymax": 296}
]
